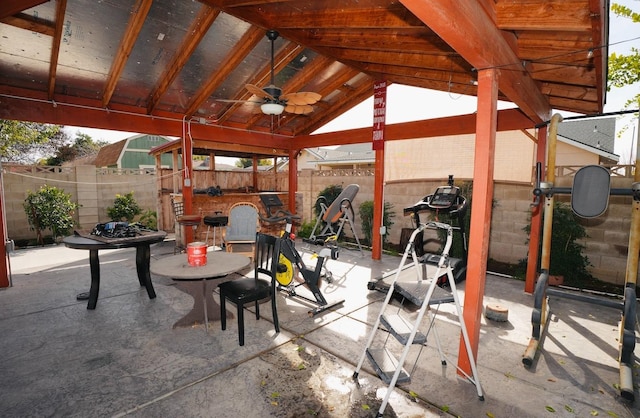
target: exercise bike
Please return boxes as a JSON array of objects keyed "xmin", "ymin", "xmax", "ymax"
[{"xmin": 260, "ymin": 211, "xmax": 343, "ymax": 317}]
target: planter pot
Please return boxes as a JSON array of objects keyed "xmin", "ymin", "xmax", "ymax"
[{"xmin": 548, "ymin": 275, "xmax": 564, "ymax": 286}]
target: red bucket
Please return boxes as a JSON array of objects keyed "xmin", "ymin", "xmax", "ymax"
[{"xmin": 187, "ymin": 242, "xmax": 207, "ymax": 266}]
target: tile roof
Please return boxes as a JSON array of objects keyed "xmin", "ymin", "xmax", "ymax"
[{"xmin": 557, "ymin": 117, "xmax": 618, "ymax": 159}]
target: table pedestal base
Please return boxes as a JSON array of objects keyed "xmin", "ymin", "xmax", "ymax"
[{"xmin": 174, "ymin": 280, "xmax": 234, "ymax": 330}]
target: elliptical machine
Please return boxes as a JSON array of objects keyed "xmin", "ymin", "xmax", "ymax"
[{"xmin": 368, "ymin": 175, "xmax": 468, "ymax": 293}]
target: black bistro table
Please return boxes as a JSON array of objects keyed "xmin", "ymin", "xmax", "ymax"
[{"xmin": 63, "ymin": 231, "xmax": 167, "ymax": 309}]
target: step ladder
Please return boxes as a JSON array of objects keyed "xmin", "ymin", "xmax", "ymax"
[{"xmin": 353, "ymin": 221, "xmax": 484, "ymax": 417}]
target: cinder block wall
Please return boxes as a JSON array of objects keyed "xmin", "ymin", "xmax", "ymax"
[
  {"xmin": 4, "ymin": 165, "xmax": 636, "ymax": 284},
  {"xmin": 4, "ymin": 165, "xmax": 158, "ymax": 240}
]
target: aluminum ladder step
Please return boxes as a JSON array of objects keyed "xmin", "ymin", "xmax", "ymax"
[
  {"xmin": 394, "ymin": 280, "xmax": 454, "ymax": 306},
  {"xmin": 366, "ymin": 348, "xmax": 410, "ymax": 385},
  {"xmin": 380, "ymin": 314, "xmax": 426, "ymax": 345}
]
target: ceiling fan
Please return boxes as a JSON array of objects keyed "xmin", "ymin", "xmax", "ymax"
[{"xmin": 246, "ymin": 30, "xmax": 321, "ymax": 116}]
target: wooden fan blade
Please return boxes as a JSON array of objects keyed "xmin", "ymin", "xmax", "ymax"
[
  {"xmin": 245, "ymin": 84, "xmax": 274, "ymax": 100},
  {"xmin": 285, "ymin": 104, "xmax": 314, "ymax": 115},
  {"xmin": 281, "ymin": 91, "xmax": 321, "ymax": 105}
]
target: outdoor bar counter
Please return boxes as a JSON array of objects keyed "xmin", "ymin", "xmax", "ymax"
[{"xmin": 191, "ymin": 191, "xmax": 294, "ymax": 235}]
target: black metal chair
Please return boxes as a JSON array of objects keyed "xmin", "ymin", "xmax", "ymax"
[{"xmin": 218, "ymin": 232, "xmax": 282, "ymax": 346}]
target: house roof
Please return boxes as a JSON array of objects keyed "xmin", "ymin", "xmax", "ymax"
[
  {"xmin": 311, "ymin": 144, "xmax": 375, "ymax": 165},
  {"xmin": 557, "ymin": 117, "xmax": 618, "ymax": 160},
  {"xmin": 94, "ymin": 140, "xmax": 128, "ymax": 168},
  {"xmin": 93, "ymin": 133, "xmax": 171, "ymax": 167},
  {"xmin": 0, "ymin": 1, "xmax": 609, "ymax": 154}
]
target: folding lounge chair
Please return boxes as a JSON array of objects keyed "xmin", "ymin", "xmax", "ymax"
[{"xmin": 305, "ymin": 184, "xmax": 363, "ymax": 254}]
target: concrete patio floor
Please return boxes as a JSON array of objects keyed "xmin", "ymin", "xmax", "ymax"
[{"xmin": 1, "ymin": 238, "xmax": 639, "ymax": 417}]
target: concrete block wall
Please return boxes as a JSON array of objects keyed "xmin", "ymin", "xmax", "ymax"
[
  {"xmin": 3, "ymin": 166, "xmax": 77, "ymax": 240},
  {"xmin": 3, "ymin": 165, "xmax": 636, "ymax": 285},
  {"xmin": 95, "ymin": 172, "xmax": 157, "ymax": 227},
  {"xmin": 4, "ymin": 165, "xmax": 158, "ymax": 240}
]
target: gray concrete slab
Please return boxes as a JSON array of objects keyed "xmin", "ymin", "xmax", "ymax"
[{"xmin": 1, "ymin": 241, "xmax": 638, "ymax": 417}]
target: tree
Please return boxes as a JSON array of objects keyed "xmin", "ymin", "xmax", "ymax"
[
  {"xmin": 107, "ymin": 192, "xmax": 142, "ymax": 222},
  {"xmin": 610, "ymin": 3, "xmax": 640, "ymax": 109},
  {"xmin": 0, "ymin": 120, "xmax": 65, "ymax": 164},
  {"xmin": 23, "ymin": 185, "xmax": 78, "ymax": 245},
  {"xmin": 235, "ymin": 158, "xmax": 272, "ymax": 168},
  {"xmin": 42, "ymin": 132, "xmax": 107, "ymax": 166}
]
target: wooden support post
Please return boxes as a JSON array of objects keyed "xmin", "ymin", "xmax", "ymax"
[
  {"xmin": 0, "ymin": 174, "xmax": 9, "ymax": 287},
  {"xmin": 182, "ymin": 131, "xmax": 194, "ymax": 243},
  {"xmin": 458, "ymin": 68, "xmax": 498, "ymax": 375},
  {"xmin": 252, "ymin": 155, "xmax": 258, "ymax": 192},
  {"xmin": 288, "ymin": 149, "xmax": 298, "ymax": 216},
  {"xmin": 371, "ymin": 148, "xmax": 385, "ymax": 260}
]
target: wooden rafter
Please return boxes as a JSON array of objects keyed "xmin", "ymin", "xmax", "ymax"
[
  {"xmin": 236, "ymin": 4, "xmax": 425, "ymax": 29},
  {"xmin": 0, "ymin": 0, "xmax": 608, "ymax": 139},
  {"xmin": 400, "ymin": 0, "xmax": 551, "ymax": 123},
  {"xmin": 147, "ymin": 5, "xmax": 220, "ymax": 115},
  {"xmin": 0, "ymin": 12, "xmax": 54, "ymax": 35},
  {"xmin": 496, "ymin": 0, "xmax": 592, "ymax": 31},
  {"xmin": 185, "ymin": 25, "xmax": 264, "ymax": 117},
  {"xmin": 300, "ymin": 77, "xmax": 375, "ymax": 136},
  {"xmin": 287, "ymin": 27, "xmax": 450, "ymax": 54},
  {"xmin": 47, "ymin": 0, "xmax": 66, "ymax": 100},
  {"xmin": 288, "ymin": 66, "xmax": 364, "ymax": 135},
  {"xmin": 0, "ymin": 0, "xmax": 49, "ymax": 19},
  {"xmin": 215, "ymin": 40, "xmax": 302, "ymax": 124},
  {"xmin": 102, "ymin": 0, "xmax": 153, "ymax": 108},
  {"xmin": 245, "ymin": 54, "xmax": 334, "ymax": 132}
]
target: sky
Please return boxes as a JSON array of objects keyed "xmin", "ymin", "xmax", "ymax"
[{"xmin": 65, "ymin": 1, "xmax": 640, "ymax": 164}]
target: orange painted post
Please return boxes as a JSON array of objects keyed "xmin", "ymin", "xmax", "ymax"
[
  {"xmin": 252, "ymin": 155, "xmax": 258, "ymax": 191},
  {"xmin": 371, "ymin": 148, "xmax": 385, "ymax": 260},
  {"xmin": 182, "ymin": 131, "xmax": 195, "ymax": 243},
  {"xmin": 371, "ymin": 80, "xmax": 387, "ymax": 261},
  {"xmin": 288, "ymin": 149, "xmax": 298, "ymax": 217},
  {"xmin": 0, "ymin": 189, "xmax": 8, "ymax": 288},
  {"xmin": 525, "ymin": 126, "xmax": 547, "ymax": 293},
  {"xmin": 457, "ymin": 68, "xmax": 498, "ymax": 376}
]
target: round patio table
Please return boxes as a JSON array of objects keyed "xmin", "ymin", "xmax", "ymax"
[{"xmin": 150, "ymin": 251, "xmax": 251, "ymax": 331}]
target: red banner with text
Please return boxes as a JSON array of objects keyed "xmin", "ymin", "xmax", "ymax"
[{"xmin": 372, "ymin": 80, "xmax": 387, "ymax": 151}]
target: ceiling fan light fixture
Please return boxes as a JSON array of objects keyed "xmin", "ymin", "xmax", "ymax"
[{"xmin": 261, "ymin": 102, "xmax": 285, "ymax": 115}]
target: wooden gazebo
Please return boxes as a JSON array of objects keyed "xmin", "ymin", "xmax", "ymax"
[{"xmin": 0, "ymin": 0, "xmax": 610, "ymax": 377}]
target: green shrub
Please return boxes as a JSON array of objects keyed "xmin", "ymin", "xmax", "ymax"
[
  {"xmin": 23, "ymin": 185, "xmax": 78, "ymax": 245},
  {"xmin": 359, "ymin": 200, "xmax": 395, "ymax": 246},
  {"xmin": 314, "ymin": 184, "xmax": 343, "ymax": 218},
  {"xmin": 138, "ymin": 209, "xmax": 158, "ymax": 230},
  {"xmin": 107, "ymin": 192, "xmax": 141, "ymax": 222},
  {"xmin": 523, "ymin": 201, "xmax": 591, "ymax": 284},
  {"xmin": 295, "ymin": 220, "xmax": 315, "ymax": 239}
]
